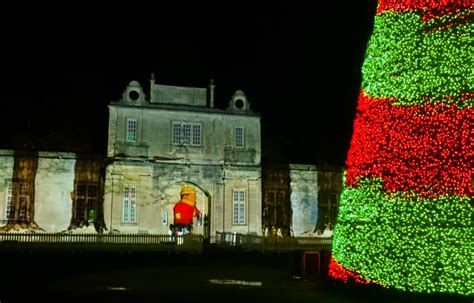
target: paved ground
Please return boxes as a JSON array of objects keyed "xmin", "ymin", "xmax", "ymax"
[{"xmin": 0, "ymin": 248, "xmax": 470, "ymax": 303}]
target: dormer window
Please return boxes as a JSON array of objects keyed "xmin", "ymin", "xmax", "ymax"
[
  {"xmin": 120, "ymin": 81, "xmax": 146, "ymax": 104},
  {"xmin": 227, "ymin": 90, "xmax": 253, "ymax": 113}
]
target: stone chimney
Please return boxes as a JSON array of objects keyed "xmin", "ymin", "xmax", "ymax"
[
  {"xmin": 150, "ymin": 72, "xmax": 156, "ymax": 102},
  {"xmin": 209, "ymin": 78, "xmax": 215, "ymax": 108}
]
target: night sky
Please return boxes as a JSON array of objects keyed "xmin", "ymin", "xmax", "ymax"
[{"xmin": 0, "ymin": 1, "xmax": 377, "ymax": 166}]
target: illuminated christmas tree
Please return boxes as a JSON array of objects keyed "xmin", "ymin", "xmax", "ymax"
[{"xmin": 329, "ymin": 0, "xmax": 473, "ymax": 296}]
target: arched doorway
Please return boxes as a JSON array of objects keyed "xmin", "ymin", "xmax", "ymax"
[{"xmin": 171, "ymin": 181, "xmax": 211, "ymax": 243}]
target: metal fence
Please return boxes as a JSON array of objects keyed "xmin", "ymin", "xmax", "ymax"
[
  {"xmin": 0, "ymin": 232, "xmax": 331, "ymax": 253},
  {"xmin": 215, "ymin": 232, "xmax": 332, "ymax": 252},
  {"xmin": 0, "ymin": 232, "xmax": 203, "ymax": 253}
]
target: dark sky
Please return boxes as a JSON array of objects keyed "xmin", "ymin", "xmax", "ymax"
[{"xmin": 0, "ymin": 1, "xmax": 377, "ymax": 166}]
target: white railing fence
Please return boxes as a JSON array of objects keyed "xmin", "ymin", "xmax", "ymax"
[{"xmin": 0, "ymin": 232, "xmax": 332, "ymax": 253}]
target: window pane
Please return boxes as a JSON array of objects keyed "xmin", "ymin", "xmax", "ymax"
[
  {"xmin": 5, "ymin": 182, "xmax": 13, "ymax": 220},
  {"xmin": 235, "ymin": 127, "xmax": 243, "ymax": 148},
  {"xmin": 232, "ymin": 190, "xmax": 246, "ymax": 225},
  {"xmin": 6, "ymin": 181, "xmax": 33, "ymax": 221},
  {"xmin": 127, "ymin": 119, "xmax": 137, "ymax": 142},
  {"xmin": 20, "ymin": 182, "xmax": 30, "ymax": 195},
  {"xmin": 172, "ymin": 123, "xmax": 181, "ymax": 144},
  {"xmin": 123, "ymin": 200, "xmax": 129, "ymax": 222},
  {"xmin": 183, "ymin": 124, "xmax": 191, "ymax": 145},
  {"xmin": 124, "ymin": 186, "xmax": 130, "ymax": 198},
  {"xmin": 88, "ymin": 185, "xmax": 97, "ymax": 197},
  {"xmin": 72, "ymin": 183, "xmax": 100, "ymax": 224},
  {"xmin": 130, "ymin": 201, "xmax": 136, "ymax": 222},
  {"xmin": 233, "ymin": 203, "xmax": 239, "ymax": 224},
  {"xmin": 76, "ymin": 198, "xmax": 86, "ymax": 219},
  {"xmin": 88, "ymin": 198, "xmax": 97, "ymax": 210},
  {"xmin": 18, "ymin": 197, "xmax": 28, "ymax": 219},
  {"xmin": 267, "ymin": 192, "xmax": 275, "ymax": 203},
  {"xmin": 172, "ymin": 122, "xmax": 201, "ymax": 146},
  {"xmin": 192, "ymin": 124, "xmax": 201, "ymax": 145},
  {"xmin": 239, "ymin": 203, "xmax": 245, "ymax": 224},
  {"xmin": 123, "ymin": 186, "xmax": 137, "ymax": 223},
  {"xmin": 77, "ymin": 185, "xmax": 86, "ymax": 197}
]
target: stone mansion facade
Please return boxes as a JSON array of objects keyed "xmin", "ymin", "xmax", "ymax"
[
  {"xmin": 0, "ymin": 75, "xmax": 343, "ymax": 240},
  {"xmin": 104, "ymin": 77, "xmax": 262, "ymax": 240}
]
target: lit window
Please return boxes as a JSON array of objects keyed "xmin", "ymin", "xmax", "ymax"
[
  {"xmin": 232, "ymin": 189, "xmax": 246, "ymax": 225},
  {"xmin": 127, "ymin": 119, "xmax": 137, "ymax": 142}
]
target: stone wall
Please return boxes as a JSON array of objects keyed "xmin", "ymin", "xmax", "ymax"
[
  {"xmin": 34, "ymin": 152, "xmax": 76, "ymax": 232},
  {"xmin": 103, "ymin": 161, "xmax": 262, "ymax": 238},
  {"xmin": 0, "ymin": 150, "xmax": 14, "ymax": 224},
  {"xmin": 289, "ymin": 164, "xmax": 318, "ymax": 236},
  {"xmin": 0, "ymin": 150, "xmax": 104, "ymax": 233}
]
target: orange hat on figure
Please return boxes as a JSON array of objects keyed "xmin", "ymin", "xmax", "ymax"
[{"xmin": 180, "ymin": 185, "xmax": 196, "ymax": 196}]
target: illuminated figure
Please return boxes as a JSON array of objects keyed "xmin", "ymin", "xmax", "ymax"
[
  {"xmin": 330, "ymin": 0, "xmax": 472, "ymax": 297},
  {"xmin": 171, "ymin": 185, "xmax": 201, "ymax": 235}
]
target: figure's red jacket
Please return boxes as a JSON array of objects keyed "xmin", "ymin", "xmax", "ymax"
[{"xmin": 173, "ymin": 199, "xmax": 200, "ymax": 225}]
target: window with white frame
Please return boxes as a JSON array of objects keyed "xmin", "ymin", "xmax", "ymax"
[
  {"xmin": 232, "ymin": 189, "xmax": 246, "ymax": 225},
  {"xmin": 172, "ymin": 123, "xmax": 181, "ymax": 144},
  {"xmin": 172, "ymin": 122, "xmax": 201, "ymax": 146},
  {"xmin": 122, "ymin": 185, "xmax": 137, "ymax": 223},
  {"xmin": 127, "ymin": 119, "xmax": 137, "ymax": 142},
  {"xmin": 192, "ymin": 124, "xmax": 201, "ymax": 145},
  {"xmin": 183, "ymin": 124, "xmax": 191, "ymax": 145},
  {"xmin": 235, "ymin": 127, "xmax": 244, "ymax": 148}
]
